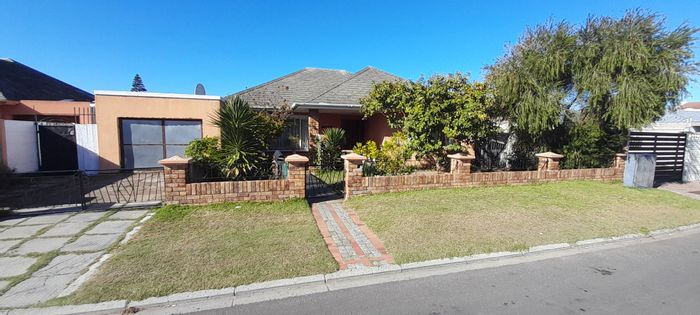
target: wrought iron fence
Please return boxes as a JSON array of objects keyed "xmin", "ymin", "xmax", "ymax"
[{"xmin": 0, "ymin": 168, "xmax": 164, "ymax": 210}]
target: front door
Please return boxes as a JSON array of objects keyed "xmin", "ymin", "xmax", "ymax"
[{"xmin": 340, "ymin": 119, "xmax": 364, "ymax": 149}]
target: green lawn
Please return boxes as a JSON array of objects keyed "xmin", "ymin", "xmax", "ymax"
[
  {"xmin": 61, "ymin": 199, "xmax": 337, "ymax": 304},
  {"xmin": 346, "ymin": 180, "xmax": 700, "ymax": 264}
]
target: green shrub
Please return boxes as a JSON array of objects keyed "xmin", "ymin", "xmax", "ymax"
[
  {"xmin": 353, "ymin": 132, "xmax": 413, "ymax": 176},
  {"xmin": 317, "ymin": 128, "xmax": 345, "ymax": 170}
]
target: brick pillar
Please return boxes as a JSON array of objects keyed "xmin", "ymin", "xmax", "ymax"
[
  {"xmin": 448, "ymin": 152, "xmax": 476, "ymax": 174},
  {"xmin": 284, "ymin": 154, "xmax": 309, "ymax": 198},
  {"xmin": 159, "ymin": 156, "xmax": 191, "ymax": 204},
  {"xmin": 342, "ymin": 153, "xmax": 367, "ymax": 199},
  {"xmin": 308, "ymin": 109, "xmax": 321, "ymax": 162},
  {"xmin": 535, "ymin": 151, "xmax": 564, "ymax": 171},
  {"xmin": 614, "ymin": 153, "xmax": 627, "ymax": 169}
]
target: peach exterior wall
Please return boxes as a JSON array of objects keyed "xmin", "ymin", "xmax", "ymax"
[
  {"xmin": 317, "ymin": 113, "xmax": 394, "ymax": 145},
  {"xmin": 0, "ymin": 100, "xmax": 92, "ymax": 123},
  {"xmin": 95, "ymin": 95, "xmax": 220, "ymax": 169}
]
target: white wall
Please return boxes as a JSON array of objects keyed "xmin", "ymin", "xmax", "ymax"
[
  {"xmin": 3, "ymin": 120, "xmax": 39, "ymax": 173},
  {"xmin": 75, "ymin": 124, "xmax": 100, "ymax": 172},
  {"xmin": 684, "ymin": 133, "xmax": 700, "ymax": 182}
]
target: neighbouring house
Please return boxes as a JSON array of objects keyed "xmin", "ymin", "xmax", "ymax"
[
  {"xmin": 0, "ymin": 58, "xmax": 95, "ymax": 172},
  {"xmin": 0, "ymin": 58, "xmax": 94, "ymax": 123},
  {"xmin": 638, "ymin": 102, "xmax": 700, "ymax": 182},
  {"xmin": 93, "ymin": 66, "xmax": 399, "ymax": 170},
  {"xmin": 231, "ymin": 66, "xmax": 399, "ymax": 154}
]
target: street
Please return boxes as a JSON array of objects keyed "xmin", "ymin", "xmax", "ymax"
[{"xmin": 196, "ymin": 230, "xmax": 700, "ymax": 315}]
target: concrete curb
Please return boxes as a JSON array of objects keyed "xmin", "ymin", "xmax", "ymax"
[{"xmin": 7, "ymin": 222, "xmax": 700, "ymax": 314}]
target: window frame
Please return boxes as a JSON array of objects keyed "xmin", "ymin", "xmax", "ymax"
[{"xmin": 118, "ymin": 118, "xmax": 203, "ymax": 169}]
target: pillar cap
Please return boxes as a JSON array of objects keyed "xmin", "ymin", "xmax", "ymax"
[
  {"xmin": 284, "ymin": 154, "xmax": 309, "ymax": 164},
  {"xmin": 341, "ymin": 153, "xmax": 367, "ymax": 163},
  {"xmin": 615, "ymin": 153, "xmax": 627, "ymax": 157},
  {"xmin": 535, "ymin": 151, "xmax": 564, "ymax": 159},
  {"xmin": 447, "ymin": 152, "xmax": 476, "ymax": 161},
  {"xmin": 159, "ymin": 155, "xmax": 191, "ymax": 166}
]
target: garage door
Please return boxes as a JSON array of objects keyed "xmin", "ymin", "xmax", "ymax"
[{"xmin": 121, "ymin": 119, "xmax": 202, "ymax": 168}]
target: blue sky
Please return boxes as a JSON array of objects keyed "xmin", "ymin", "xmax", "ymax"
[{"xmin": 2, "ymin": 1, "xmax": 699, "ymax": 101}]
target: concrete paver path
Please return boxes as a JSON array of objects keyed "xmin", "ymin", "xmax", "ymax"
[
  {"xmin": 311, "ymin": 201, "xmax": 393, "ymax": 269},
  {"xmin": 0, "ymin": 208, "xmax": 151, "ymax": 308}
]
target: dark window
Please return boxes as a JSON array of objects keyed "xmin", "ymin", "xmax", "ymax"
[{"xmin": 121, "ymin": 119, "xmax": 202, "ymax": 168}]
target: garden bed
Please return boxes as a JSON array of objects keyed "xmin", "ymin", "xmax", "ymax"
[
  {"xmin": 58, "ymin": 199, "xmax": 337, "ymax": 304},
  {"xmin": 346, "ymin": 180, "xmax": 700, "ymax": 264}
]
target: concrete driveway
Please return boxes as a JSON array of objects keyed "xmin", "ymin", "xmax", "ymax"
[
  {"xmin": 0, "ymin": 207, "xmax": 150, "ymax": 308},
  {"xmin": 659, "ymin": 181, "xmax": 700, "ymax": 200}
]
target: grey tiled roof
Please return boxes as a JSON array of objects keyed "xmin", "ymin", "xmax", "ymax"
[
  {"xmin": 310, "ymin": 67, "xmax": 402, "ymax": 104},
  {"xmin": 657, "ymin": 110, "xmax": 700, "ymax": 125},
  {"xmin": 0, "ymin": 58, "xmax": 94, "ymax": 102},
  {"xmin": 230, "ymin": 66, "xmax": 401, "ymax": 109},
  {"xmin": 231, "ymin": 68, "xmax": 353, "ymax": 109}
]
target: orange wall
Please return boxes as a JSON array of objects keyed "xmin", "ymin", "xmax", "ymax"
[
  {"xmin": 95, "ymin": 94, "xmax": 220, "ymax": 169},
  {"xmin": 0, "ymin": 100, "xmax": 92, "ymax": 123}
]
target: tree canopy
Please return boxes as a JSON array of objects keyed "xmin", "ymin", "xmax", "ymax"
[
  {"xmin": 486, "ymin": 10, "xmax": 698, "ymax": 168},
  {"xmin": 487, "ymin": 10, "xmax": 698, "ymax": 136},
  {"xmin": 361, "ymin": 73, "xmax": 502, "ymax": 164}
]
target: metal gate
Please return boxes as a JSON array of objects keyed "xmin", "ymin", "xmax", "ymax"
[
  {"xmin": 627, "ymin": 131, "xmax": 687, "ymax": 183},
  {"xmin": 37, "ymin": 123, "xmax": 78, "ymax": 171},
  {"xmin": 306, "ymin": 160, "xmax": 345, "ymax": 199},
  {"xmin": 0, "ymin": 168, "xmax": 164, "ymax": 210}
]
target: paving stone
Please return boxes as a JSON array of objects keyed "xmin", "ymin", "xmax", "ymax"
[
  {"xmin": 0, "ymin": 217, "xmax": 27, "ymax": 226},
  {"xmin": 109, "ymin": 209, "xmax": 149, "ymax": 220},
  {"xmin": 41, "ymin": 221, "xmax": 94, "ymax": 237},
  {"xmin": 0, "ymin": 224, "xmax": 50, "ymax": 240},
  {"xmin": 18, "ymin": 213, "xmax": 71, "ymax": 226},
  {"xmin": 34, "ymin": 252, "xmax": 102, "ymax": 277},
  {"xmin": 0, "ymin": 273, "xmax": 78, "ymax": 308},
  {"xmin": 62, "ymin": 233, "xmax": 122, "ymax": 252},
  {"xmin": 85, "ymin": 220, "xmax": 134, "ymax": 235},
  {"xmin": 11, "ymin": 237, "xmax": 70, "ymax": 255},
  {"xmin": 0, "ymin": 239, "xmax": 22, "ymax": 254},
  {"xmin": 64, "ymin": 212, "xmax": 107, "ymax": 223},
  {"xmin": 0, "ymin": 256, "xmax": 38, "ymax": 278}
]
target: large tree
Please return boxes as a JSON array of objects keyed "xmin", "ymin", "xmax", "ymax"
[
  {"xmin": 487, "ymin": 10, "xmax": 698, "ymax": 167},
  {"xmin": 361, "ymin": 73, "xmax": 502, "ymax": 167}
]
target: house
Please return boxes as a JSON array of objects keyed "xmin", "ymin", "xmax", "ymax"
[
  {"xmin": 1, "ymin": 58, "xmax": 94, "ymax": 172},
  {"xmin": 638, "ymin": 103, "xmax": 700, "ymax": 182},
  {"xmin": 93, "ymin": 66, "xmax": 399, "ymax": 169},
  {"xmin": 231, "ymin": 66, "xmax": 399, "ymax": 154},
  {"xmin": 0, "ymin": 58, "xmax": 94, "ymax": 123}
]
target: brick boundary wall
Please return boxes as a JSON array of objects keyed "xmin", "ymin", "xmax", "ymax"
[
  {"xmin": 342, "ymin": 152, "xmax": 626, "ymax": 199},
  {"xmin": 159, "ymin": 154, "xmax": 308, "ymax": 205}
]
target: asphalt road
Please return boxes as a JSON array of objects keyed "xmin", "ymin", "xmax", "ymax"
[{"xmin": 195, "ymin": 231, "xmax": 700, "ymax": 315}]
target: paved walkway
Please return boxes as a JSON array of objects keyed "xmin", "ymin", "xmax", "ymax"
[
  {"xmin": 0, "ymin": 208, "xmax": 150, "ymax": 308},
  {"xmin": 311, "ymin": 200, "xmax": 393, "ymax": 269},
  {"xmin": 659, "ymin": 181, "xmax": 700, "ymax": 200}
]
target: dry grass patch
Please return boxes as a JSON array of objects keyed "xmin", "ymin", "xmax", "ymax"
[
  {"xmin": 62, "ymin": 199, "xmax": 336, "ymax": 303},
  {"xmin": 346, "ymin": 181, "xmax": 700, "ymax": 264}
]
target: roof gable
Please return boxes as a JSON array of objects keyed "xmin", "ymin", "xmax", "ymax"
[
  {"xmin": 231, "ymin": 68, "xmax": 352, "ymax": 108},
  {"xmin": 0, "ymin": 58, "xmax": 94, "ymax": 102},
  {"xmin": 230, "ymin": 66, "xmax": 402, "ymax": 109},
  {"xmin": 309, "ymin": 66, "xmax": 401, "ymax": 105}
]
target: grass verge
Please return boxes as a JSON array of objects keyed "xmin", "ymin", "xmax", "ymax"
[
  {"xmin": 62, "ymin": 199, "xmax": 336, "ymax": 304},
  {"xmin": 346, "ymin": 180, "xmax": 700, "ymax": 264}
]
